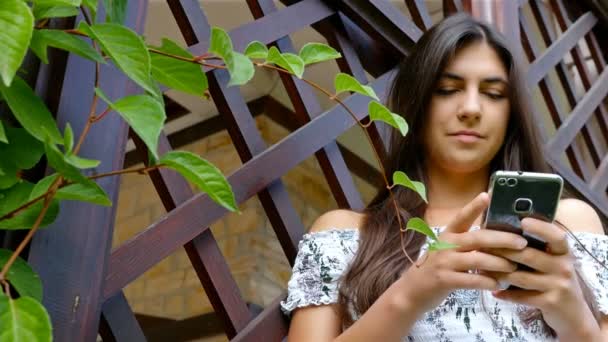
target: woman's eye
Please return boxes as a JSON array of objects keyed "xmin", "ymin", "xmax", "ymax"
[
  {"xmin": 485, "ymin": 92, "xmax": 505, "ymax": 100},
  {"xmin": 435, "ymin": 88, "xmax": 458, "ymax": 95}
]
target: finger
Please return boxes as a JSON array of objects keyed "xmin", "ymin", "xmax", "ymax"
[
  {"xmin": 485, "ymin": 271, "xmax": 550, "ymax": 291},
  {"xmin": 443, "ymin": 271, "xmax": 500, "ymax": 291},
  {"xmin": 521, "ymin": 218, "xmax": 569, "ymax": 255},
  {"xmin": 444, "ymin": 192, "xmax": 489, "ymax": 234},
  {"xmin": 449, "ymin": 251, "xmax": 518, "ymax": 273},
  {"xmin": 487, "ymin": 247, "xmax": 554, "ymax": 273},
  {"xmin": 452, "ymin": 229, "xmax": 528, "ymax": 252},
  {"xmin": 491, "ymin": 289, "xmax": 544, "ymax": 308}
]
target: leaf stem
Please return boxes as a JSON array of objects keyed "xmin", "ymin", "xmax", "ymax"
[
  {"xmin": 0, "ymin": 177, "xmax": 62, "ymax": 282},
  {"xmin": 88, "ymin": 164, "xmax": 164, "ymax": 180},
  {"xmin": 151, "ymin": 47, "xmax": 418, "ymax": 264}
]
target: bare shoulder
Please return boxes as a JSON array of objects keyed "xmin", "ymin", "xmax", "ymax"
[
  {"xmin": 555, "ymin": 198, "xmax": 605, "ymax": 235},
  {"xmin": 309, "ymin": 209, "xmax": 365, "ymax": 233}
]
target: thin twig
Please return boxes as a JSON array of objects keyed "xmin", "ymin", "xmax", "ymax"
[
  {"xmin": 0, "ymin": 177, "xmax": 61, "ymax": 281},
  {"xmin": 88, "ymin": 165, "xmax": 164, "ymax": 180}
]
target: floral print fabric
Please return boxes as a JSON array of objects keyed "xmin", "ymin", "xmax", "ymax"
[{"xmin": 280, "ymin": 228, "xmax": 608, "ymax": 341}]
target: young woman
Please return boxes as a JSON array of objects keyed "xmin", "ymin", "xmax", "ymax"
[{"xmin": 280, "ymin": 13, "xmax": 608, "ymax": 341}]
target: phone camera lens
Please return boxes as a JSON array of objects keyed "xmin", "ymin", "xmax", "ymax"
[
  {"xmin": 514, "ymin": 198, "xmax": 533, "ymax": 213},
  {"xmin": 507, "ymin": 178, "xmax": 518, "ymax": 187},
  {"xmin": 497, "ymin": 178, "xmax": 507, "ymax": 186}
]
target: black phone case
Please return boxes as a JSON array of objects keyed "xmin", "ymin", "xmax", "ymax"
[{"xmin": 483, "ymin": 171, "xmax": 563, "ymax": 289}]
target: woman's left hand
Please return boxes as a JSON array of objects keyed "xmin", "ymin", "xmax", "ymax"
[{"xmin": 484, "ymin": 217, "xmax": 600, "ymax": 340}]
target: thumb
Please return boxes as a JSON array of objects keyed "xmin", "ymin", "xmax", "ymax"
[{"xmin": 444, "ymin": 192, "xmax": 489, "ymax": 234}]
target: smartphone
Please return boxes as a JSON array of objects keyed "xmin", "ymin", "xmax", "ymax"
[
  {"xmin": 483, "ymin": 170, "xmax": 564, "ymax": 250},
  {"xmin": 482, "ymin": 171, "xmax": 563, "ymax": 289}
]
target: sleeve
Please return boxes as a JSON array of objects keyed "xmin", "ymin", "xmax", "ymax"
[
  {"xmin": 280, "ymin": 229, "xmax": 358, "ymax": 318},
  {"xmin": 568, "ymin": 231, "xmax": 608, "ymax": 315}
]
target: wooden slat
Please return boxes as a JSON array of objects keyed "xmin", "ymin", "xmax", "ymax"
[
  {"xmin": 99, "ymin": 292, "xmax": 146, "ymax": 342},
  {"xmin": 231, "ymin": 295, "xmax": 289, "ymax": 342},
  {"xmin": 336, "ymin": 0, "xmax": 418, "ymax": 57},
  {"xmin": 175, "ymin": 0, "xmax": 336, "ymax": 56},
  {"xmin": 130, "ymin": 131, "xmax": 252, "ymax": 337},
  {"xmin": 26, "ymin": 2, "xmax": 148, "ymax": 341},
  {"xmin": 590, "ymin": 154, "xmax": 608, "ymax": 191},
  {"xmin": 529, "ymin": 0, "xmax": 604, "ymax": 168},
  {"xmin": 406, "ymin": 0, "xmax": 433, "ymax": 31},
  {"xmin": 443, "ymin": 0, "xmax": 464, "ymax": 16},
  {"xmin": 526, "ymin": 12, "xmax": 597, "ymax": 85},
  {"xmin": 547, "ymin": 66, "xmax": 608, "ymax": 154},
  {"xmin": 317, "ymin": 13, "xmax": 389, "ymax": 163},
  {"xmin": 103, "ymin": 71, "xmax": 395, "ymax": 299},
  {"xmin": 247, "ymin": 0, "xmax": 364, "ymax": 210},
  {"xmin": 550, "ymin": 0, "xmax": 608, "ymax": 156},
  {"xmin": 520, "ymin": 9, "xmax": 591, "ymax": 180},
  {"xmin": 207, "ymin": 69, "xmax": 305, "ymax": 264}
]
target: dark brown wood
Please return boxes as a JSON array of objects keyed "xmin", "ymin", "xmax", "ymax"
[
  {"xmin": 406, "ymin": 0, "xmax": 433, "ymax": 31},
  {"xmin": 526, "ymin": 12, "xmax": 597, "ymax": 85},
  {"xmin": 247, "ymin": 0, "xmax": 364, "ymax": 210},
  {"xmin": 443, "ymin": 0, "xmax": 464, "ymax": 16},
  {"xmin": 99, "ymin": 292, "xmax": 147, "ymax": 342},
  {"xmin": 103, "ymin": 72, "xmax": 394, "ymax": 299},
  {"xmin": 231, "ymin": 296, "xmax": 289, "ymax": 342},
  {"xmin": 548, "ymin": 67, "xmax": 608, "ymax": 155},
  {"xmin": 26, "ymin": 1, "xmax": 148, "ymax": 341},
  {"xmin": 529, "ymin": 0, "xmax": 604, "ymax": 169},
  {"xmin": 520, "ymin": 9, "xmax": 591, "ymax": 180},
  {"xmin": 550, "ymin": 0, "xmax": 608, "ymax": 158}
]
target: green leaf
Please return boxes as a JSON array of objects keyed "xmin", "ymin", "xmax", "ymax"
[
  {"xmin": 0, "ymin": 127, "xmax": 45, "ymax": 190},
  {"xmin": 0, "ymin": 294, "xmax": 52, "ymax": 342},
  {"xmin": 428, "ymin": 240, "xmax": 460, "ymax": 251},
  {"xmin": 244, "ymin": 41, "xmax": 268, "ymax": 59},
  {"xmin": 368, "ymin": 101, "xmax": 408, "ymax": 136},
  {"xmin": 34, "ymin": 0, "xmax": 81, "ymax": 6},
  {"xmin": 0, "ymin": 76, "xmax": 64, "ymax": 144},
  {"xmin": 65, "ymin": 154, "xmax": 100, "ymax": 169},
  {"xmin": 150, "ymin": 38, "xmax": 207, "ymax": 96},
  {"xmin": 266, "ymin": 47, "xmax": 304, "ymax": 78},
  {"xmin": 30, "ymin": 29, "xmax": 105, "ymax": 64},
  {"xmin": 80, "ymin": 23, "xmax": 158, "ymax": 96},
  {"xmin": 63, "ymin": 123, "xmax": 73, "ymax": 154},
  {"xmin": 81, "ymin": 0, "xmax": 97, "ymax": 21},
  {"xmin": 226, "ymin": 52, "xmax": 254, "ymax": 87},
  {"xmin": 44, "ymin": 140, "xmax": 89, "ymax": 184},
  {"xmin": 33, "ymin": 173, "xmax": 111, "ymax": 206},
  {"xmin": 208, "ymin": 28, "xmax": 254, "ymax": 86},
  {"xmin": 406, "ymin": 217, "xmax": 437, "ymax": 241},
  {"xmin": 0, "ymin": 121, "xmax": 6, "ymax": 144},
  {"xmin": 0, "ymin": 182, "xmax": 59, "ymax": 229},
  {"xmin": 208, "ymin": 27, "xmax": 233, "ymax": 62},
  {"xmin": 392, "ymin": 171, "xmax": 427, "ymax": 203},
  {"xmin": 299, "ymin": 42, "xmax": 341, "ymax": 65},
  {"xmin": 0, "ymin": 0, "xmax": 34, "ymax": 86},
  {"xmin": 96, "ymin": 88, "xmax": 165, "ymax": 160},
  {"xmin": 0, "ymin": 249, "xmax": 43, "ymax": 301},
  {"xmin": 160, "ymin": 151, "xmax": 237, "ymax": 212},
  {"xmin": 32, "ymin": 5, "xmax": 78, "ymax": 19},
  {"xmin": 102, "ymin": 0, "xmax": 127, "ymax": 24},
  {"xmin": 57, "ymin": 182, "xmax": 111, "ymax": 206},
  {"xmin": 334, "ymin": 73, "xmax": 379, "ymax": 101}
]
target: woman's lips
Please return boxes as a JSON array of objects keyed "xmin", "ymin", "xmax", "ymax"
[{"xmin": 449, "ymin": 132, "xmax": 484, "ymax": 143}]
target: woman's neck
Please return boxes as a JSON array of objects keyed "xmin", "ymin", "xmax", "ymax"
[{"xmin": 424, "ymin": 166, "xmax": 490, "ymax": 225}]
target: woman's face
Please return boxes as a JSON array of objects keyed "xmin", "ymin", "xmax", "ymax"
[{"xmin": 424, "ymin": 41, "xmax": 510, "ymax": 174}]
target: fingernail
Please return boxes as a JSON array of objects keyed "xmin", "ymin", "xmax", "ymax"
[{"xmin": 517, "ymin": 238, "xmax": 528, "ymax": 248}]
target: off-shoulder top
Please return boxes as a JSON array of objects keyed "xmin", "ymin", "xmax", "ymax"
[{"xmin": 280, "ymin": 227, "xmax": 608, "ymax": 341}]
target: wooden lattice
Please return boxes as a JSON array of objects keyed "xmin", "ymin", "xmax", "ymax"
[{"xmin": 21, "ymin": 0, "xmax": 608, "ymax": 341}]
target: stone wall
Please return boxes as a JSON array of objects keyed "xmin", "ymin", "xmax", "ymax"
[{"xmin": 112, "ymin": 114, "xmax": 376, "ymax": 328}]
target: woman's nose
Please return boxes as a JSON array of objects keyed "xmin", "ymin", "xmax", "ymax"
[{"xmin": 457, "ymin": 89, "xmax": 481, "ymax": 120}]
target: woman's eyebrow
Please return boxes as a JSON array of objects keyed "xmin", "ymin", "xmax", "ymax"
[{"xmin": 440, "ymin": 72, "xmax": 508, "ymax": 85}]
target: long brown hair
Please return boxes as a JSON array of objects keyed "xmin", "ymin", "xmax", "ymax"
[{"xmin": 336, "ymin": 13, "xmax": 600, "ymax": 336}]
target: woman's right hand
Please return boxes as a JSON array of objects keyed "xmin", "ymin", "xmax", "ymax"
[{"xmin": 395, "ymin": 192, "xmax": 529, "ymax": 314}]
